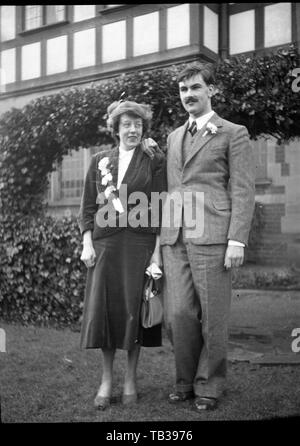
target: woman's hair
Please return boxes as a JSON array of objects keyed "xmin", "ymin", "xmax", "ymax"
[
  {"xmin": 177, "ymin": 62, "xmax": 215, "ymax": 86},
  {"xmin": 106, "ymin": 100, "xmax": 153, "ymax": 138}
]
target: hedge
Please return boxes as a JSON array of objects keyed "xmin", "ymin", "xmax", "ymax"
[{"xmin": 0, "ymin": 216, "xmax": 85, "ymax": 326}]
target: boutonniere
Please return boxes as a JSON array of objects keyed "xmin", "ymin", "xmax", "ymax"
[
  {"xmin": 98, "ymin": 156, "xmax": 124, "ymax": 213},
  {"xmin": 202, "ymin": 122, "xmax": 218, "ymax": 137}
]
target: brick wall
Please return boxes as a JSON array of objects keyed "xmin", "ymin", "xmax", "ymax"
[{"xmin": 247, "ymin": 137, "xmax": 300, "ymax": 266}]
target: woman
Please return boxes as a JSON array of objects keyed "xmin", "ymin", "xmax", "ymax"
[{"xmin": 78, "ymin": 100, "xmax": 166, "ymax": 410}]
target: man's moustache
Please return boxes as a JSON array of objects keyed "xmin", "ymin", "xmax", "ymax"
[{"xmin": 185, "ymin": 98, "xmax": 198, "ymax": 104}]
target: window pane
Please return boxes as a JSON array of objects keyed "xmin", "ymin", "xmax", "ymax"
[
  {"xmin": 73, "ymin": 5, "xmax": 95, "ymax": 22},
  {"xmin": 102, "ymin": 20, "xmax": 126, "ymax": 63},
  {"xmin": 167, "ymin": 4, "xmax": 190, "ymax": 49},
  {"xmin": 21, "ymin": 42, "xmax": 41, "ymax": 80},
  {"xmin": 47, "ymin": 35, "xmax": 67, "ymax": 75},
  {"xmin": 46, "ymin": 5, "xmax": 65, "ymax": 25},
  {"xmin": 133, "ymin": 12, "xmax": 159, "ymax": 56},
  {"xmin": 60, "ymin": 148, "xmax": 85, "ymax": 199},
  {"xmin": 204, "ymin": 6, "xmax": 218, "ymax": 54},
  {"xmin": 25, "ymin": 5, "xmax": 42, "ymax": 30},
  {"xmin": 0, "ymin": 48, "xmax": 16, "ymax": 86},
  {"xmin": 264, "ymin": 3, "xmax": 291, "ymax": 48},
  {"xmin": 0, "ymin": 6, "xmax": 16, "ymax": 41},
  {"xmin": 229, "ymin": 10, "xmax": 255, "ymax": 54},
  {"xmin": 73, "ymin": 28, "xmax": 95, "ymax": 69}
]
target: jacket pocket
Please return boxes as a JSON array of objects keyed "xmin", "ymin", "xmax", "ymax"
[{"xmin": 213, "ymin": 199, "xmax": 231, "ymax": 210}]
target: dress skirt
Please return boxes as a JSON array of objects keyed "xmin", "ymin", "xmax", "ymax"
[{"xmin": 80, "ymin": 229, "xmax": 162, "ymax": 350}]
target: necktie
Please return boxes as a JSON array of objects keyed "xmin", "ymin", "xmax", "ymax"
[{"xmin": 188, "ymin": 120, "xmax": 197, "ymax": 137}]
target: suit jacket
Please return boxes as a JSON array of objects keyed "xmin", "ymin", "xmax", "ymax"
[
  {"xmin": 160, "ymin": 112, "xmax": 256, "ymax": 246},
  {"xmin": 77, "ymin": 145, "xmax": 167, "ymax": 240}
]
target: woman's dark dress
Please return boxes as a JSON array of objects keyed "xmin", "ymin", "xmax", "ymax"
[{"xmin": 78, "ymin": 145, "xmax": 166, "ymax": 350}]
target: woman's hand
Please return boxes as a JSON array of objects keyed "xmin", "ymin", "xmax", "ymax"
[{"xmin": 80, "ymin": 244, "xmax": 96, "ymax": 268}]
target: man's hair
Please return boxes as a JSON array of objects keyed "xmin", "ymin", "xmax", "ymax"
[{"xmin": 177, "ymin": 62, "xmax": 215, "ymax": 86}]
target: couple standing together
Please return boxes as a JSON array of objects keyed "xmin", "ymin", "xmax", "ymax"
[{"xmin": 78, "ymin": 63, "xmax": 255, "ymax": 413}]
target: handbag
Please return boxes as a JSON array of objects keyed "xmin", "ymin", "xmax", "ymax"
[{"xmin": 141, "ymin": 276, "xmax": 163, "ymax": 328}]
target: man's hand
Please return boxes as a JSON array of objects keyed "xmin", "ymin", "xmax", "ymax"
[
  {"xmin": 141, "ymin": 138, "xmax": 160, "ymax": 159},
  {"xmin": 224, "ymin": 245, "xmax": 244, "ymax": 269}
]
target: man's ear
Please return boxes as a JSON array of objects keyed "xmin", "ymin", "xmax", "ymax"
[{"xmin": 208, "ymin": 84, "xmax": 215, "ymax": 97}]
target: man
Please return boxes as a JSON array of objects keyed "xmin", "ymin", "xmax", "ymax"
[{"xmin": 159, "ymin": 63, "xmax": 255, "ymax": 411}]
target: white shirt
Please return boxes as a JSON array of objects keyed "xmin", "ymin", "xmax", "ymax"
[
  {"xmin": 188, "ymin": 110, "xmax": 215, "ymax": 131},
  {"xmin": 117, "ymin": 145, "xmax": 135, "ymax": 189},
  {"xmin": 189, "ymin": 110, "xmax": 244, "ymax": 248}
]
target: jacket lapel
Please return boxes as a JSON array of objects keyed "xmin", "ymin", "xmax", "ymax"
[
  {"xmin": 174, "ymin": 121, "xmax": 189, "ymax": 170},
  {"xmin": 107, "ymin": 146, "xmax": 119, "ymax": 190},
  {"xmin": 119, "ymin": 143, "xmax": 143, "ymax": 189},
  {"xmin": 183, "ymin": 113, "xmax": 223, "ymax": 168}
]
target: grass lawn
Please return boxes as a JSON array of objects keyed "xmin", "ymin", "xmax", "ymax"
[{"xmin": 0, "ymin": 321, "xmax": 300, "ymax": 423}]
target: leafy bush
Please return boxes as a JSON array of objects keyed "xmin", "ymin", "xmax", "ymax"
[{"xmin": 0, "ymin": 216, "xmax": 85, "ymax": 326}]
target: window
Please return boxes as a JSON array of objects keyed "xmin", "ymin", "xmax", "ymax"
[
  {"xmin": 0, "ymin": 48, "xmax": 16, "ymax": 87},
  {"xmin": 47, "ymin": 35, "xmax": 67, "ymax": 75},
  {"xmin": 21, "ymin": 42, "xmax": 41, "ymax": 80},
  {"xmin": 46, "ymin": 5, "xmax": 65, "ymax": 25},
  {"xmin": 73, "ymin": 28, "xmax": 95, "ymax": 69},
  {"xmin": 167, "ymin": 4, "xmax": 190, "ymax": 50},
  {"xmin": 24, "ymin": 5, "xmax": 66, "ymax": 31},
  {"xmin": 204, "ymin": 6, "xmax": 218, "ymax": 54},
  {"xmin": 60, "ymin": 149, "xmax": 85, "ymax": 199},
  {"xmin": 229, "ymin": 10, "xmax": 255, "ymax": 54},
  {"xmin": 73, "ymin": 5, "xmax": 95, "ymax": 22},
  {"xmin": 102, "ymin": 20, "xmax": 126, "ymax": 63},
  {"xmin": 24, "ymin": 5, "xmax": 42, "ymax": 30},
  {"xmin": 264, "ymin": 3, "xmax": 291, "ymax": 48},
  {"xmin": 133, "ymin": 12, "xmax": 159, "ymax": 57},
  {"xmin": 0, "ymin": 6, "xmax": 16, "ymax": 41}
]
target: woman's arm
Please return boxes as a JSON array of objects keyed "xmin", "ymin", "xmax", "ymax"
[
  {"xmin": 77, "ymin": 154, "xmax": 98, "ymax": 268},
  {"xmin": 77, "ymin": 154, "xmax": 98, "ymax": 236}
]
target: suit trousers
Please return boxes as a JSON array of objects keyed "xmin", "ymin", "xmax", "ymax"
[{"xmin": 162, "ymin": 230, "xmax": 232, "ymax": 399}]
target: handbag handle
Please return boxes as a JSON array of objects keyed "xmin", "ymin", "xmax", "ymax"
[{"xmin": 144, "ymin": 276, "xmax": 155, "ymax": 301}]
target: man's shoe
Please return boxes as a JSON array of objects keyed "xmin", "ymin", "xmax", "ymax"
[
  {"xmin": 168, "ymin": 390, "xmax": 194, "ymax": 404},
  {"xmin": 194, "ymin": 396, "xmax": 217, "ymax": 411}
]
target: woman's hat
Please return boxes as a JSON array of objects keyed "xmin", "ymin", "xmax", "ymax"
[{"xmin": 107, "ymin": 100, "xmax": 152, "ymax": 130}]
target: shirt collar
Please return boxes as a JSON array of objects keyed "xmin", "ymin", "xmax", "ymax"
[{"xmin": 189, "ymin": 110, "xmax": 215, "ymax": 131}]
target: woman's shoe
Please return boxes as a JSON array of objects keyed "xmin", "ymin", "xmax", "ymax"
[
  {"xmin": 122, "ymin": 393, "xmax": 138, "ymax": 405},
  {"xmin": 94, "ymin": 394, "xmax": 111, "ymax": 410}
]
